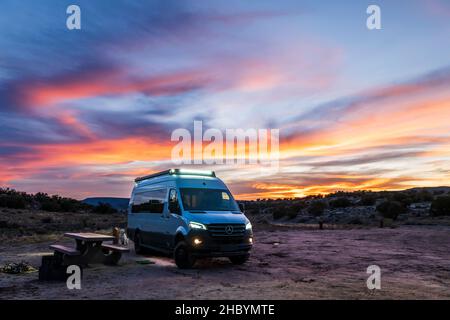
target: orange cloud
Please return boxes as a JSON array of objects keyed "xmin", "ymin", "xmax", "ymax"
[
  {"xmin": 280, "ymin": 96, "xmax": 450, "ymax": 158},
  {"xmin": 21, "ymin": 70, "xmax": 210, "ymax": 107},
  {"xmin": 36, "ymin": 138, "xmax": 172, "ymax": 166},
  {"xmin": 0, "ymin": 138, "xmax": 172, "ymax": 185}
]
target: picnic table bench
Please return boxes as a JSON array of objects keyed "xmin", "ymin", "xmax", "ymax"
[
  {"xmin": 52, "ymin": 232, "xmax": 129, "ymax": 266},
  {"xmin": 49, "ymin": 244, "xmax": 80, "ymax": 256}
]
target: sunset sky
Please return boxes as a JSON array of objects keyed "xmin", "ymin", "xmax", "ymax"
[{"xmin": 1, "ymin": 0, "xmax": 450, "ymax": 200}]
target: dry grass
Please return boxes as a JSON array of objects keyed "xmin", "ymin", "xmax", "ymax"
[{"xmin": 0, "ymin": 208, "xmax": 126, "ymax": 244}]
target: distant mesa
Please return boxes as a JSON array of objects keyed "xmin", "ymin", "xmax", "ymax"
[{"xmin": 407, "ymin": 186, "xmax": 450, "ymax": 193}]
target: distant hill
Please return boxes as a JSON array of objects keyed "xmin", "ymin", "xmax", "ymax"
[
  {"xmin": 82, "ymin": 197, "xmax": 129, "ymax": 211},
  {"xmin": 406, "ymin": 186, "xmax": 450, "ymax": 193}
]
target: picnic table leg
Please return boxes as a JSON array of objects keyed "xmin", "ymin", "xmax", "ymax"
[
  {"xmin": 81, "ymin": 241, "xmax": 106, "ymax": 264},
  {"xmin": 75, "ymin": 239, "xmax": 89, "ymax": 253},
  {"xmin": 64, "ymin": 239, "xmax": 126, "ymax": 266},
  {"xmin": 103, "ymin": 251, "xmax": 122, "ymax": 265},
  {"xmin": 78, "ymin": 241, "xmax": 121, "ymax": 265}
]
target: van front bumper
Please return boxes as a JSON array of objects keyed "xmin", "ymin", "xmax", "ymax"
[{"xmin": 187, "ymin": 229, "xmax": 253, "ymax": 257}]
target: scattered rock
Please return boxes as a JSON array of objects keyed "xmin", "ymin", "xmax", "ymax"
[
  {"xmin": 294, "ymin": 277, "xmax": 315, "ymax": 283},
  {"xmin": 268, "ymin": 252, "xmax": 289, "ymax": 258}
]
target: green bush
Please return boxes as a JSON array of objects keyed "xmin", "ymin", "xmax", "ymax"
[
  {"xmin": 376, "ymin": 201, "xmax": 406, "ymax": 220},
  {"xmin": 430, "ymin": 196, "xmax": 450, "ymax": 216},
  {"xmin": 329, "ymin": 197, "xmax": 352, "ymax": 208},
  {"xmin": 308, "ymin": 200, "xmax": 327, "ymax": 216}
]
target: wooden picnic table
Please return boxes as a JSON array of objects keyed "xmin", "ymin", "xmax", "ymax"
[
  {"xmin": 49, "ymin": 232, "xmax": 129, "ymax": 267},
  {"xmin": 65, "ymin": 232, "xmax": 115, "ymax": 242}
]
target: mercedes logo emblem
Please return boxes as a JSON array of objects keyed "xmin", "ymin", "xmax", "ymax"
[{"xmin": 225, "ymin": 225, "xmax": 234, "ymax": 235}]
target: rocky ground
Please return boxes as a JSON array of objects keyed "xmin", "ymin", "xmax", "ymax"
[{"xmin": 1, "ymin": 224, "xmax": 449, "ymax": 299}]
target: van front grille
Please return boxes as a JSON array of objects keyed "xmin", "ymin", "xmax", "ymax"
[{"xmin": 207, "ymin": 224, "xmax": 246, "ymax": 237}]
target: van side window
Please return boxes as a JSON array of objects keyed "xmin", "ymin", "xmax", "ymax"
[
  {"xmin": 168, "ymin": 189, "xmax": 181, "ymax": 214},
  {"xmin": 131, "ymin": 189, "xmax": 166, "ymax": 214}
]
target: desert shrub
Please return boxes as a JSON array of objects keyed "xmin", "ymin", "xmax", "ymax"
[
  {"xmin": 329, "ymin": 197, "xmax": 352, "ymax": 208},
  {"xmin": 360, "ymin": 194, "xmax": 377, "ymax": 206},
  {"xmin": 271, "ymin": 203, "xmax": 303, "ymax": 220},
  {"xmin": 348, "ymin": 217, "xmax": 363, "ymax": 225},
  {"xmin": 41, "ymin": 201, "xmax": 61, "ymax": 212},
  {"xmin": 59, "ymin": 198, "xmax": 86, "ymax": 212},
  {"xmin": 390, "ymin": 192, "xmax": 411, "ymax": 205},
  {"xmin": 308, "ymin": 200, "xmax": 327, "ymax": 216},
  {"xmin": 5, "ymin": 221, "xmax": 20, "ymax": 228},
  {"xmin": 412, "ymin": 190, "xmax": 433, "ymax": 203},
  {"xmin": 0, "ymin": 189, "xmax": 93, "ymax": 213},
  {"xmin": 430, "ymin": 196, "xmax": 450, "ymax": 216},
  {"xmin": 272, "ymin": 207, "xmax": 285, "ymax": 220},
  {"xmin": 0, "ymin": 189, "xmax": 29, "ymax": 209},
  {"xmin": 286, "ymin": 211, "xmax": 298, "ymax": 219},
  {"xmin": 1, "ymin": 194, "xmax": 26, "ymax": 209},
  {"xmin": 0, "ymin": 195, "xmax": 7, "ymax": 207},
  {"xmin": 40, "ymin": 195, "xmax": 74, "ymax": 212},
  {"xmin": 34, "ymin": 192, "xmax": 51, "ymax": 203},
  {"xmin": 286, "ymin": 202, "xmax": 305, "ymax": 219},
  {"xmin": 92, "ymin": 202, "xmax": 117, "ymax": 214},
  {"xmin": 41, "ymin": 217, "xmax": 53, "ymax": 224},
  {"xmin": 376, "ymin": 201, "xmax": 406, "ymax": 220}
]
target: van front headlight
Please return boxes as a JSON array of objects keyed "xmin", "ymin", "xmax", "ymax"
[
  {"xmin": 189, "ymin": 222, "xmax": 207, "ymax": 230},
  {"xmin": 246, "ymin": 222, "xmax": 252, "ymax": 231}
]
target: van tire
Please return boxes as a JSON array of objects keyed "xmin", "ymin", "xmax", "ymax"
[
  {"xmin": 174, "ymin": 241, "xmax": 196, "ymax": 269},
  {"xmin": 134, "ymin": 232, "xmax": 143, "ymax": 254},
  {"xmin": 229, "ymin": 254, "xmax": 249, "ymax": 265}
]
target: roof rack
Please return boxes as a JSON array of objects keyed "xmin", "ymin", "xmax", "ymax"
[{"xmin": 135, "ymin": 168, "xmax": 216, "ymax": 183}]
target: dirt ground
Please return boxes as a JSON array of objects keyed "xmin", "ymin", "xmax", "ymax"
[{"xmin": 1, "ymin": 225, "xmax": 449, "ymax": 299}]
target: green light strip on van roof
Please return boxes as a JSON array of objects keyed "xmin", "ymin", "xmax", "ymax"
[
  {"xmin": 171, "ymin": 168, "xmax": 216, "ymax": 177},
  {"xmin": 135, "ymin": 168, "xmax": 216, "ymax": 182}
]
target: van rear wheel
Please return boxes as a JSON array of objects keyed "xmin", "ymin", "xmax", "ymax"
[
  {"xmin": 229, "ymin": 254, "xmax": 249, "ymax": 265},
  {"xmin": 174, "ymin": 241, "xmax": 196, "ymax": 269}
]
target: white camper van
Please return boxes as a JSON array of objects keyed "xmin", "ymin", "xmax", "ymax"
[{"xmin": 127, "ymin": 169, "xmax": 253, "ymax": 268}]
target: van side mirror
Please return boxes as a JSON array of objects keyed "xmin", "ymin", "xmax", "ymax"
[
  {"xmin": 238, "ymin": 202, "xmax": 245, "ymax": 213},
  {"xmin": 169, "ymin": 201, "xmax": 181, "ymax": 214},
  {"xmin": 169, "ymin": 189, "xmax": 181, "ymax": 215}
]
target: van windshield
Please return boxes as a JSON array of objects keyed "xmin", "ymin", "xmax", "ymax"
[{"xmin": 180, "ymin": 188, "xmax": 239, "ymax": 212}]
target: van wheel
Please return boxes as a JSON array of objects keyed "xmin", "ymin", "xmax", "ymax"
[
  {"xmin": 229, "ymin": 254, "xmax": 249, "ymax": 265},
  {"xmin": 134, "ymin": 232, "xmax": 143, "ymax": 254},
  {"xmin": 174, "ymin": 241, "xmax": 196, "ymax": 269}
]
